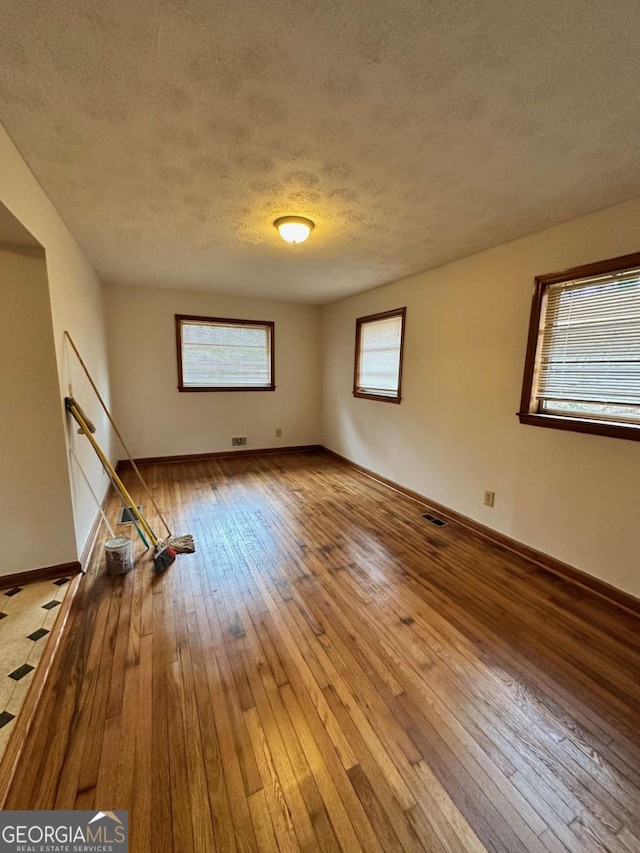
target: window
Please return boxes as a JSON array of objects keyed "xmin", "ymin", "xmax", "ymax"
[
  {"xmin": 518, "ymin": 252, "xmax": 640, "ymax": 440},
  {"xmin": 353, "ymin": 308, "xmax": 406, "ymax": 403},
  {"xmin": 176, "ymin": 315, "xmax": 275, "ymax": 391}
]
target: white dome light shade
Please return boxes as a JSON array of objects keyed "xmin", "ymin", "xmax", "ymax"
[{"xmin": 274, "ymin": 216, "xmax": 315, "ymax": 244}]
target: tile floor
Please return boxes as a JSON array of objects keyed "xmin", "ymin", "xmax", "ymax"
[{"xmin": 0, "ymin": 577, "xmax": 71, "ymax": 758}]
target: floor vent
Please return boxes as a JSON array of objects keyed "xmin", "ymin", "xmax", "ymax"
[
  {"xmin": 422, "ymin": 512, "xmax": 447, "ymax": 527},
  {"xmin": 118, "ymin": 506, "xmax": 144, "ymax": 524}
]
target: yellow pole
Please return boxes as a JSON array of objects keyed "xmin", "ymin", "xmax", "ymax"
[
  {"xmin": 64, "ymin": 331, "xmax": 172, "ymax": 537},
  {"xmin": 66, "ymin": 399, "xmax": 159, "ymax": 548}
]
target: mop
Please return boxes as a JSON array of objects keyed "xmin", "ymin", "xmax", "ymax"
[
  {"xmin": 64, "ymin": 331, "xmax": 195, "ymax": 555},
  {"xmin": 66, "ymin": 397, "xmax": 176, "ymax": 573}
]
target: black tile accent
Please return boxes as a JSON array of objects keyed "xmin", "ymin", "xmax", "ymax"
[
  {"xmin": 4, "ymin": 587, "xmax": 22, "ymax": 597},
  {"xmin": 8, "ymin": 663, "xmax": 34, "ymax": 681},
  {"xmin": 53, "ymin": 577, "xmax": 70, "ymax": 587},
  {"xmin": 0, "ymin": 711, "xmax": 15, "ymax": 728},
  {"xmin": 0, "ymin": 612, "xmax": 6, "ymax": 620},
  {"xmin": 27, "ymin": 628, "xmax": 50, "ymax": 642},
  {"xmin": 42, "ymin": 600, "xmax": 61, "ymax": 610}
]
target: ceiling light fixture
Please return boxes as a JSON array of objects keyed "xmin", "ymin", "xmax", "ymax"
[{"xmin": 274, "ymin": 216, "xmax": 315, "ymax": 244}]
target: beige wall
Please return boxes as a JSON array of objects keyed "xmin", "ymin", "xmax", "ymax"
[
  {"xmin": 0, "ymin": 248, "xmax": 77, "ymax": 575},
  {"xmin": 105, "ymin": 283, "xmax": 321, "ymax": 458},
  {"xmin": 0, "ymin": 125, "xmax": 113, "ymax": 558},
  {"xmin": 322, "ymin": 198, "xmax": 640, "ymax": 598},
  {"xmin": 2, "ymin": 119, "xmax": 637, "ymax": 599}
]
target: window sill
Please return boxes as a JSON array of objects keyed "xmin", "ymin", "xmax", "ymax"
[
  {"xmin": 517, "ymin": 411, "xmax": 640, "ymax": 441},
  {"xmin": 178, "ymin": 385, "xmax": 276, "ymax": 393},
  {"xmin": 353, "ymin": 391, "xmax": 401, "ymax": 404}
]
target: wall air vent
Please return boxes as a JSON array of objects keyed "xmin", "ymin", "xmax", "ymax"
[{"xmin": 422, "ymin": 512, "xmax": 447, "ymax": 527}]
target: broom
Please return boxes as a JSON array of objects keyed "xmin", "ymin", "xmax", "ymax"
[
  {"xmin": 64, "ymin": 331, "xmax": 195, "ymax": 555},
  {"xmin": 66, "ymin": 397, "xmax": 176, "ymax": 573}
]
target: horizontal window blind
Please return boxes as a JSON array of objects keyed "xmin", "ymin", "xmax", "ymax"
[
  {"xmin": 357, "ymin": 314, "xmax": 403, "ymax": 397},
  {"xmin": 536, "ymin": 267, "xmax": 640, "ymax": 423},
  {"xmin": 179, "ymin": 319, "xmax": 272, "ymax": 388}
]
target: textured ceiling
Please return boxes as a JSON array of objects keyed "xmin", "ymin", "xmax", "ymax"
[{"xmin": 1, "ymin": 1, "xmax": 640, "ymax": 304}]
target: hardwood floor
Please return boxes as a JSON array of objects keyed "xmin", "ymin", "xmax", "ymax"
[{"xmin": 5, "ymin": 450, "xmax": 640, "ymax": 852}]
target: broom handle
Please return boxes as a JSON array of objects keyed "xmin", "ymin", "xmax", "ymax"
[
  {"xmin": 70, "ymin": 444, "xmax": 152, "ymax": 549},
  {"xmin": 84, "ymin": 452, "xmax": 150, "ymax": 550},
  {"xmin": 66, "ymin": 397, "xmax": 147, "ymax": 542},
  {"xmin": 69, "ymin": 447, "xmax": 116, "ymax": 540},
  {"xmin": 64, "ymin": 331, "xmax": 172, "ymax": 537},
  {"xmin": 67, "ymin": 400, "xmax": 160, "ymax": 547}
]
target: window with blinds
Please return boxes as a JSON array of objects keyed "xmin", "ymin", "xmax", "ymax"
[
  {"xmin": 519, "ymin": 253, "xmax": 640, "ymax": 439},
  {"xmin": 353, "ymin": 308, "xmax": 406, "ymax": 403},
  {"xmin": 176, "ymin": 315, "xmax": 274, "ymax": 391}
]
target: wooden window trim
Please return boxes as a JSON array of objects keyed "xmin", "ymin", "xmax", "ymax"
[
  {"xmin": 175, "ymin": 314, "xmax": 275, "ymax": 392},
  {"xmin": 353, "ymin": 307, "xmax": 406, "ymax": 404},
  {"xmin": 518, "ymin": 251, "xmax": 640, "ymax": 442}
]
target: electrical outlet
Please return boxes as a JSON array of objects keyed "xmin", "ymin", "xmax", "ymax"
[
  {"xmin": 232, "ymin": 436, "xmax": 247, "ymax": 447},
  {"xmin": 275, "ymin": 428, "xmax": 282, "ymax": 437},
  {"xmin": 484, "ymin": 490, "xmax": 495, "ymax": 507}
]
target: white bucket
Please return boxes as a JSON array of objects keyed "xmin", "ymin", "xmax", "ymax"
[{"xmin": 105, "ymin": 537, "xmax": 133, "ymax": 574}]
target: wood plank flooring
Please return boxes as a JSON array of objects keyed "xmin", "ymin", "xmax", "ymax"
[{"xmin": 4, "ymin": 450, "xmax": 640, "ymax": 852}]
